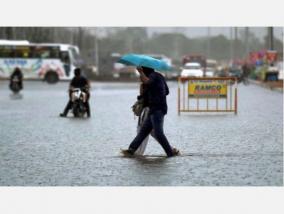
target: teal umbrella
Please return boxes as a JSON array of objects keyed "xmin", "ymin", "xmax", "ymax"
[{"xmin": 118, "ymin": 54, "xmax": 171, "ymax": 71}]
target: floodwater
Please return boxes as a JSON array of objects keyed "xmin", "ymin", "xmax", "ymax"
[{"xmin": 0, "ymin": 80, "xmax": 283, "ymax": 186}]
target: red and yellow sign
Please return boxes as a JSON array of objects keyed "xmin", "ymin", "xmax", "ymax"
[{"xmin": 188, "ymin": 80, "xmax": 227, "ymax": 98}]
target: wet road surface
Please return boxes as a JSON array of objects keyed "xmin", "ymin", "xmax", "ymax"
[{"xmin": 0, "ymin": 80, "xmax": 283, "ymax": 186}]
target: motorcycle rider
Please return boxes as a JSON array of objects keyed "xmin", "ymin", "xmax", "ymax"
[
  {"xmin": 60, "ymin": 68, "xmax": 91, "ymax": 117},
  {"xmin": 9, "ymin": 67, "xmax": 23, "ymax": 91}
]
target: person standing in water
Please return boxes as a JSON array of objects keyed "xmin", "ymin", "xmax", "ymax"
[{"xmin": 122, "ymin": 66, "xmax": 179, "ymax": 157}]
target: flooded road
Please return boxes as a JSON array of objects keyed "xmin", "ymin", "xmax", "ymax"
[{"xmin": 0, "ymin": 80, "xmax": 282, "ymax": 186}]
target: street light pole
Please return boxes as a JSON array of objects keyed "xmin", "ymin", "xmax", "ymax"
[
  {"xmin": 207, "ymin": 27, "xmax": 211, "ymax": 59},
  {"xmin": 94, "ymin": 28, "xmax": 99, "ymax": 75},
  {"xmin": 174, "ymin": 27, "xmax": 179, "ymax": 60},
  {"xmin": 245, "ymin": 27, "xmax": 249, "ymax": 57},
  {"xmin": 234, "ymin": 27, "xmax": 238, "ymax": 59},
  {"xmin": 230, "ymin": 27, "xmax": 233, "ymax": 63},
  {"xmin": 268, "ymin": 27, "xmax": 274, "ymax": 50}
]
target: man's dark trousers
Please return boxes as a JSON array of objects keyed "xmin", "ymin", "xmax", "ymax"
[{"xmin": 129, "ymin": 110, "xmax": 173, "ymax": 157}]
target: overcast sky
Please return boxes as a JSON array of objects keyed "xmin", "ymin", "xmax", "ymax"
[
  {"xmin": 146, "ymin": 27, "xmax": 283, "ymax": 41},
  {"xmin": 92, "ymin": 27, "xmax": 283, "ymax": 42}
]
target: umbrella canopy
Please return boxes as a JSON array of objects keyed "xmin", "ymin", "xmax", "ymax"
[{"xmin": 118, "ymin": 54, "xmax": 171, "ymax": 71}]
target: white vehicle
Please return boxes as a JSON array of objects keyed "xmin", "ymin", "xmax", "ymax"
[
  {"xmin": 206, "ymin": 59, "xmax": 217, "ymax": 69},
  {"xmin": 206, "ymin": 59, "xmax": 217, "ymax": 77},
  {"xmin": 0, "ymin": 40, "xmax": 80, "ymax": 83},
  {"xmin": 180, "ymin": 62, "xmax": 203, "ymax": 77},
  {"xmin": 205, "ymin": 68, "xmax": 215, "ymax": 77},
  {"xmin": 277, "ymin": 61, "xmax": 283, "ymax": 80},
  {"xmin": 111, "ymin": 53, "xmax": 139, "ymax": 78}
]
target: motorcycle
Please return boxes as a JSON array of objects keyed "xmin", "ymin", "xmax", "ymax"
[
  {"xmin": 71, "ymin": 88, "xmax": 88, "ymax": 117},
  {"xmin": 10, "ymin": 76, "xmax": 22, "ymax": 94}
]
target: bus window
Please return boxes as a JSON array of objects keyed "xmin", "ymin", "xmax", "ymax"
[
  {"xmin": 14, "ymin": 46, "xmax": 30, "ymax": 58},
  {"xmin": 49, "ymin": 47, "xmax": 60, "ymax": 58},
  {"xmin": 0, "ymin": 45, "xmax": 32, "ymax": 58},
  {"xmin": 33, "ymin": 46, "xmax": 60, "ymax": 59},
  {"xmin": 34, "ymin": 47, "xmax": 47, "ymax": 58},
  {"xmin": 0, "ymin": 46, "xmax": 14, "ymax": 58}
]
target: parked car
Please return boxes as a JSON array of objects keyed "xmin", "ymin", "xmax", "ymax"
[
  {"xmin": 180, "ymin": 62, "xmax": 203, "ymax": 77},
  {"xmin": 182, "ymin": 54, "xmax": 206, "ymax": 69},
  {"xmin": 228, "ymin": 68, "xmax": 242, "ymax": 80},
  {"xmin": 206, "ymin": 59, "xmax": 218, "ymax": 77},
  {"xmin": 205, "ymin": 68, "xmax": 215, "ymax": 77}
]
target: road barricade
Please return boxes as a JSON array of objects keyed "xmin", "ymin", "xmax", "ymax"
[{"xmin": 177, "ymin": 77, "xmax": 238, "ymax": 115}]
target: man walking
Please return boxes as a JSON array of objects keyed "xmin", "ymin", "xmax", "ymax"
[{"xmin": 122, "ymin": 66, "xmax": 179, "ymax": 157}]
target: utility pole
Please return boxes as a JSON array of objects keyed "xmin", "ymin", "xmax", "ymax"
[
  {"xmin": 245, "ymin": 27, "xmax": 249, "ymax": 57},
  {"xmin": 173, "ymin": 28, "xmax": 179, "ymax": 60},
  {"xmin": 207, "ymin": 27, "xmax": 211, "ymax": 59},
  {"xmin": 174, "ymin": 27, "xmax": 185, "ymax": 60},
  {"xmin": 234, "ymin": 27, "xmax": 238, "ymax": 59},
  {"xmin": 94, "ymin": 28, "xmax": 99, "ymax": 75},
  {"xmin": 268, "ymin": 27, "xmax": 274, "ymax": 50},
  {"xmin": 230, "ymin": 27, "xmax": 234, "ymax": 63},
  {"xmin": 78, "ymin": 27, "xmax": 84, "ymax": 50},
  {"xmin": 176, "ymin": 27, "xmax": 189, "ymax": 60}
]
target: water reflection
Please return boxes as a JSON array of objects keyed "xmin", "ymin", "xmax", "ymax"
[{"xmin": 10, "ymin": 93, "xmax": 23, "ymax": 100}]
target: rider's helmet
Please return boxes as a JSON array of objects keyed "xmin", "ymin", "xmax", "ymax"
[{"xmin": 74, "ymin": 68, "xmax": 81, "ymax": 77}]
